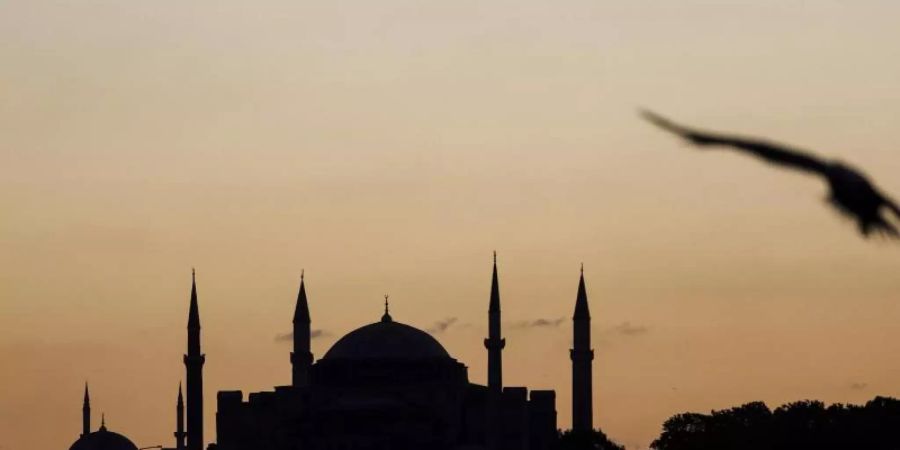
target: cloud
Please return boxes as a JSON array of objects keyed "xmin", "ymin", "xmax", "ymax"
[
  {"xmin": 275, "ymin": 329, "xmax": 329, "ymax": 342},
  {"xmin": 613, "ymin": 321, "xmax": 649, "ymax": 336},
  {"xmin": 511, "ymin": 317, "xmax": 565, "ymax": 329},
  {"xmin": 849, "ymin": 382, "xmax": 868, "ymax": 390},
  {"xmin": 427, "ymin": 317, "xmax": 458, "ymax": 334}
]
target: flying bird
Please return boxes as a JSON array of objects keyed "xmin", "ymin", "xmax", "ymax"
[{"xmin": 642, "ymin": 110, "xmax": 900, "ymax": 239}]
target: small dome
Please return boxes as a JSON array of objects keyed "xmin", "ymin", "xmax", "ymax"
[
  {"xmin": 69, "ymin": 428, "xmax": 138, "ymax": 450},
  {"xmin": 323, "ymin": 319, "xmax": 451, "ymax": 361}
]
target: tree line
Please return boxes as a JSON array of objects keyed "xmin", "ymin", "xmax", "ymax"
[
  {"xmin": 555, "ymin": 396, "xmax": 900, "ymax": 450},
  {"xmin": 652, "ymin": 396, "xmax": 900, "ymax": 450}
]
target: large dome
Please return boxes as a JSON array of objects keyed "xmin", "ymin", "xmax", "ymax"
[
  {"xmin": 69, "ymin": 428, "xmax": 138, "ymax": 450},
  {"xmin": 323, "ymin": 313, "xmax": 451, "ymax": 361}
]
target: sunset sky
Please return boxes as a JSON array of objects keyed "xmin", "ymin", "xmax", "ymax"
[{"xmin": 3, "ymin": 1, "xmax": 900, "ymax": 449}]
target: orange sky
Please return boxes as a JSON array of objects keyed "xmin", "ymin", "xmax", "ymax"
[{"xmin": 2, "ymin": 1, "xmax": 900, "ymax": 449}]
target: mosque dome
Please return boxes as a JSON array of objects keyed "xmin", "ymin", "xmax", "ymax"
[
  {"xmin": 323, "ymin": 311, "xmax": 451, "ymax": 361},
  {"xmin": 68, "ymin": 426, "xmax": 138, "ymax": 450}
]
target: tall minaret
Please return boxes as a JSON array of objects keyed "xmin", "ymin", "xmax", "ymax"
[
  {"xmin": 183, "ymin": 269, "xmax": 205, "ymax": 450},
  {"xmin": 291, "ymin": 270, "xmax": 313, "ymax": 387},
  {"xmin": 82, "ymin": 382, "xmax": 91, "ymax": 437},
  {"xmin": 174, "ymin": 383, "xmax": 186, "ymax": 450},
  {"xmin": 483, "ymin": 252, "xmax": 506, "ymax": 450},
  {"xmin": 484, "ymin": 251, "xmax": 505, "ymax": 392},
  {"xmin": 570, "ymin": 265, "xmax": 594, "ymax": 432}
]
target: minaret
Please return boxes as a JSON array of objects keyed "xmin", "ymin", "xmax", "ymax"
[
  {"xmin": 291, "ymin": 270, "xmax": 313, "ymax": 387},
  {"xmin": 483, "ymin": 252, "xmax": 505, "ymax": 450},
  {"xmin": 183, "ymin": 269, "xmax": 205, "ymax": 450},
  {"xmin": 484, "ymin": 252, "xmax": 505, "ymax": 392},
  {"xmin": 175, "ymin": 383, "xmax": 186, "ymax": 450},
  {"xmin": 82, "ymin": 382, "xmax": 91, "ymax": 437},
  {"xmin": 570, "ymin": 265, "xmax": 594, "ymax": 432}
]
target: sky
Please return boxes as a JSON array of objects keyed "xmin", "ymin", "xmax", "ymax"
[{"xmin": 2, "ymin": 1, "xmax": 900, "ymax": 449}]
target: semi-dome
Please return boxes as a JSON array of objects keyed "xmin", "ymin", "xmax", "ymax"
[
  {"xmin": 323, "ymin": 312, "xmax": 451, "ymax": 361},
  {"xmin": 69, "ymin": 427, "xmax": 138, "ymax": 450}
]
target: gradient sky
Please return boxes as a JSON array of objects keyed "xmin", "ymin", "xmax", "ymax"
[{"xmin": 3, "ymin": 1, "xmax": 900, "ymax": 449}]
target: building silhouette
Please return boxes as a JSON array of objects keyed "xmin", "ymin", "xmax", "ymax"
[
  {"xmin": 68, "ymin": 384, "xmax": 139, "ymax": 450},
  {"xmin": 216, "ymin": 256, "xmax": 557, "ymax": 450},
  {"xmin": 68, "ymin": 273, "xmax": 203, "ymax": 450},
  {"xmin": 68, "ymin": 258, "xmax": 600, "ymax": 450}
]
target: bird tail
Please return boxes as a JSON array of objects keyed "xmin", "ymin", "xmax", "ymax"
[
  {"xmin": 888, "ymin": 198, "xmax": 900, "ymax": 220},
  {"xmin": 865, "ymin": 200, "xmax": 900, "ymax": 239},
  {"xmin": 878, "ymin": 221, "xmax": 899, "ymax": 239},
  {"xmin": 860, "ymin": 217, "xmax": 899, "ymax": 239},
  {"xmin": 886, "ymin": 200, "xmax": 900, "ymax": 239}
]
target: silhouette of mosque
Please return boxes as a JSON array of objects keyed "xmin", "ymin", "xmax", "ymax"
[
  {"xmin": 68, "ymin": 385, "xmax": 139, "ymax": 450},
  {"xmin": 69, "ymin": 256, "xmax": 597, "ymax": 450}
]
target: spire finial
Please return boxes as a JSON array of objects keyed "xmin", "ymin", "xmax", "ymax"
[
  {"xmin": 192, "ymin": 267, "xmax": 195, "ymax": 281},
  {"xmin": 580, "ymin": 262, "xmax": 584, "ymax": 275},
  {"xmin": 100, "ymin": 413, "xmax": 106, "ymax": 431},
  {"xmin": 301, "ymin": 269, "xmax": 304, "ymax": 282},
  {"xmin": 493, "ymin": 250, "xmax": 497, "ymax": 265},
  {"xmin": 382, "ymin": 295, "xmax": 392, "ymax": 322}
]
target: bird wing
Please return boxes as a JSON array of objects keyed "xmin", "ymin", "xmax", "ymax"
[{"xmin": 641, "ymin": 110, "xmax": 830, "ymax": 175}]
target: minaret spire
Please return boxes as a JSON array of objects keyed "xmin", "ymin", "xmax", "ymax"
[
  {"xmin": 291, "ymin": 271, "xmax": 313, "ymax": 387},
  {"xmin": 82, "ymin": 382, "xmax": 91, "ymax": 436},
  {"xmin": 571, "ymin": 265, "xmax": 594, "ymax": 432},
  {"xmin": 573, "ymin": 264, "xmax": 590, "ymax": 321},
  {"xmin": 188, "ymin": 268, "xmax": 200, "ymax": 331},
  {"xmin": 184, "ymin": 269, "xmax": 205, "ymax": 450},
  {"xmin": 293, "ymin": 270, "xmax": 310, "ymax": 324},
  {"xmin": 175, "ymin": 382, "xmax": 186, "ymax": 450},
  {"xmin": 484, "ymin": 251, "xmax": 504, "ymax": 392}
]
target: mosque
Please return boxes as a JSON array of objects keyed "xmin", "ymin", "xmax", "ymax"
[{"xmin": 68, "ymin": 256, "xmax": 597, "ymax": 450}]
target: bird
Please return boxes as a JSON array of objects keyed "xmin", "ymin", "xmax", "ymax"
[{"xmin": 641, "ymin": 110, "xmax": 900, "ymax": 239}]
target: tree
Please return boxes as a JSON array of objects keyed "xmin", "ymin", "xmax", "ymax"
[
  {"xmin": 651, "ymin": 397, "xmax": 900, "ymax": 450},
  {"xmin": 556, "ymin": 428, "xmax": 624, "ymax": 450}
]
